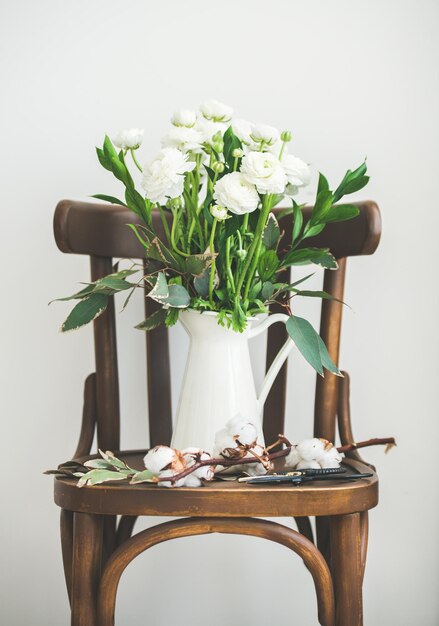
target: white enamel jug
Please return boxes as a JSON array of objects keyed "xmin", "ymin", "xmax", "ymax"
[{"xmin": 171, "ymin": 309, "xmax": 295, "ymax": 452}]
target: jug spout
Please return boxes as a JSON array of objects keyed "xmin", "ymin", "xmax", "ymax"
[{"xmin": 248, "ymin": 313, "xmax": 296, "ymax": 410}]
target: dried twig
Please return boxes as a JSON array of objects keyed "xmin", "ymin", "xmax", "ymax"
[{"xmin": 337, "ymin": 437, "xmax": 396, "ymax": 454}]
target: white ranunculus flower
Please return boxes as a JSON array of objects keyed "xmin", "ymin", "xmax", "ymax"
[
  {"xmin": 200, "ymin": 99, "xmax": 233, "ymax": 122},
  {"xmin": 141, "ymin": 147, "xmax": 195, "ymax": 204},
  {"xmin": 113, "ymin": 128, "xmax": 144, "ymax": 150},
  {"xmin": 195, "ymin": 118, "xmax": 227, "ymax": 146},
  {"xmin": 240, "ymin": 151, "xmax": 287, "ymax": 194},
  {"xmin": 210, "ymin": 205, "xmax": 229, "ymax": 221},
  {"xmin": 249, "ymin": 123, "xmax": 279, "ymax": 147},
  {"xmin": 282, "ymin": 154, "xmax": 311, "ymax": 187},
  {"xmin": 171, "ymin": 109, "xmax": 197, "ymax": 128},
  {"xmin": 232, "ymin": 118, "xmax": 254, "ymax": 145},
  {"xmin": 162, "ymin": 126, "xmax": 204, "ymax": 152},
  {"xmin": 213, "ymin": 172, "xmax": 259, "ymax": 215}
]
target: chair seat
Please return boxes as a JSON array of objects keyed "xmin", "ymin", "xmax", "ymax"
[{"xmin": 54, "ymin": 450, "xmax": 378, "ymax": 518}]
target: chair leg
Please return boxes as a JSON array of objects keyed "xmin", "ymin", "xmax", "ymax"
[
  {"xmin": 330, "ymin": 513, "xmax": 363, "ymax": 626},
  {"xmin": 316, "ymin": 516, "xmax": 332, "ymax": 565},
  {"xmin": 60, "ymin": 509, "xmax": 74, "ymax": 605},
  {"xmin": 71, "ymin": 512, "xmax": 103, "ymax": 626}
]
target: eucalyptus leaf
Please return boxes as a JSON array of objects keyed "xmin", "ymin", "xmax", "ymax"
[
  {"xmin": 262, "ymin": 281, "xmax": 275, "ymax": 300},
  {"xmin": 317, "ymin": 334, "xmax": 342, "ymax": 376},
  {"xmin": 184, "ymin": 254, "xmax": 215, "ymax": 277},
  {"xmin": 194, "ymin": 267, "xmax": 211, "ymax": 297},
  {"xmin": 147, "ymin": 272, "xmax": 169, "ymax": 303},
  {"xmin": 135, "ymin": 307, "xmax": 167, "ymax": 331},
  {"xmin": 286, "ymin": 315, "xmax": 324, "ymax": 376},
  {"xmin": 61, "ymin": 293, "xmax": 109, "ymax": 332},
  {"xmin": 130, "ymin": 470, "xmax": 156, "ymax": 484}
]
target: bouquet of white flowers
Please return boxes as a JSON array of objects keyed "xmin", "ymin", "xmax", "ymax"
[{"xmin": 56, "ymin": 99, "xmax": 369, "ymax": 376}]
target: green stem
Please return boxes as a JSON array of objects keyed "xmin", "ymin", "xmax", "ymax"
[
  {"xmin": 278, "ymin": 141, "xmax": 286, "ymax": 161},
  {"xmin": 235, "ymin": 195, "xmax": 272, "ymax": 299},
  {"xmin": 157, "ymin": 204, "xmax": 172, "ymax": 246},
  {"xmin": 225, "ymin": 237, "xmax": 235, "ymax": 294},
  {"xmin": 130, "ymin": 148, "xmax": 143, "ymax": 173},
  {"xmin": 208, "ymin": 219, "xmax": 218, "ymax": 306},
  {"xmin": 170, "ymin": 207, "xmax": 191, "ymax": 257}
]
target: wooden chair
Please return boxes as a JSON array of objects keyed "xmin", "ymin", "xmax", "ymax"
[{"xmin": 52, "ymin": 199, "xmax": 382, "ymax": 626}]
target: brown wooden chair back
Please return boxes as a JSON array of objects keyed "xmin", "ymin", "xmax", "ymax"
[{"xmin": 54, "ymin": 200, "xmax": 381, "ymax": 452}]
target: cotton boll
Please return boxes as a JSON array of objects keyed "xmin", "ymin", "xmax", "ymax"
[
  {"xmin": 319, "ymin": 447, "xmax": 343, "ymax": 469},
  {"xmin": 181, "ymin": 474, "xmax": 203, "ymax": 487},
  {"xmin": 143, "ymin": 446, "xmax": 179, "ymax": 474},
  {"xmin": 226, "ymin": 415, "xmax": 258, "ymax": 446},
  {"xmin": 213, "ymin": 428, "xmax": 237, "ymax": 457},
  {"xmin": 157, "ymin": 469, "xmax": 186, "ymax": 488},
  {"xmin": 297, "ymin": 438, "xmax": 326, "ymax": 462},
  {"xmin": 285, "ymin": 445, "xmax": 301, "ymax": 468},
  {"xmin": 296, "ymin": 459, "xmax": 321, "ymax": 470},
  {"xmin": 182, "ymin": 448, "xmax": 215, "ymax": 481}
]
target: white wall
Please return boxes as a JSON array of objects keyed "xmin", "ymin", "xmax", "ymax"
[{"xmin": 1, "ymin": 0, "xmax": 438, "ymax": 624}]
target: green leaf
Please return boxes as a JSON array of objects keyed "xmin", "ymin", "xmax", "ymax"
[
  {"xmin": 286, "ymin": 316, "xmax": 323, "ymax": 376},
  {"xmin": 262, "ymin": 281, "xmax": 275, "ymax": 300},
  {"xmin": 83, "ymin": 459, "xmax": 114, "ymax": 469},
  {"xmin": 147, "ymin": 272, "xmax": 169, "ymax": 303},
  {"xmin": 135, "ymin": 307, "xmax": 167, "ymax": 331},
  {"xmin": 98, "ymin": 276, "xmax": 134, "ymax": 291},
  {"xmin": 184, "ymin": 254, "xmax": 215, "ymax": 277},
  {"xmin": 61, "ymin": 293, "xmax": 109, "ymax": 332},
  {"xmin": 165, "ymin": 284, "xmax": 191, "ymax": 308},
  {"xmin": 249, "ymin": 280, "xmax": 262, "ymax": 300},
  {"xmin": 223, "ymin": 126, "xmax": 242, "ymax": 168},
  {"xmin": 96, "ymin": 147, "xmax": 112, "ymax": 171},
  {"xmin": 91, "ymin": 194, "xmax": 127, "ymax": 206},
  {"xmin": 317, "ymin": 334, "xmax": 342, "ymax": 376},
  {"xmin": 130, "ymin": 470, "xmax": 156, "ymax": 484},
  {"xmin": 333, "ymin": 162, "xmax": 368, "ymax": 202},
  {"xmin": 194, "ymin": 267, "xmax": 210, "ymax": 297},
  {"xmin": 341, "ymin": 176, "xmax": 369, "ymax": 195},
  {"xmin": 165, "ymin": 307, "xmax": 180, "ymax": 327},
  {"xmin": 291, "ymin": 289, "xmax": 347, "ymax": 306},
  {"xmin": 147, "ymin": 237, "xmax": 181, "ymax": 271},
  {"xmin": 282, "ymin": 247, "xmax": 338, "ymax": 269},
  {"xmin": 224, "ymin": 214, "xmax": 240, "ymax": 238},
  {"xmin": 310, "ymin": 189, "xmax": 333, "ymax": 224},
  {"xmin": 292, "ymin": 202, "xmax": 303, "ymax": 244},
  {"xmin": 203, "ymin": 189, "xmax": 214, "ymax": 225},
  {"xmin": 77, "ymin": 469, "xmax": 128, "ymax": 488},
  {"xmin": 262, "ymin": 213, "xmax": 280, "ymax": 249},
  {"xmin": 204, "ymin": 165, "xmax": 216, "ymax": 182},
  {"xmin": 317, "ymin": 172, "xmax": 329, "ymax": 195},
  {"xmin": 304, "ymin": 224, "xmax": 325, "ymax": 238},
  {"xmin": 324, "ymin": 204, "xmax": 360, "ymax": 223},
  {"xmin": 257, "ymin": 249, "xmax": 279, "ymax": 281}
]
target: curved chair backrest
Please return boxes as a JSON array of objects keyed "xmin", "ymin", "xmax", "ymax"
[{"xmin": 54, "ymin": 200, "xmax": 381, "ymax": 451}]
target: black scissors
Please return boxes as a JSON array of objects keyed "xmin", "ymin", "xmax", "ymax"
[{"xmin": 239, "ymin": 467, "xmax": 372, "ymax": 485}]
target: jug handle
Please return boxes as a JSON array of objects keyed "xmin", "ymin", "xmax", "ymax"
[{"xmin": 248, "ymin": 314, "xmax": 295, "ymax": 409}]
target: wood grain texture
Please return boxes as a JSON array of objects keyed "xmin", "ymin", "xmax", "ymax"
[
  {"xmin": 97, "ymin": 517, "xmax": 335, "ymax": 626},
  {"xmin": 90, "ymin": 257, "xmax": 120, "ymax": 452},
  {"xmin": 73, "ymin": 373, "xmax": 96, "ymax": 458},
  {"xmin": 54, "ymin": 200, "xmax": 381, "ymax": 260},
  {"xmin": 330, "ymin": 513, "xmax": 363, "ymax": 626},
  {"xmin": 60, "ymin": 509, "xmax": 73, "ymax": 605},
  {"xmin": 71, "ymin": 513, "xmax": 103, "ymax": 626}
]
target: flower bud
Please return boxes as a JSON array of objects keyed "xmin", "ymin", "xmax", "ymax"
[
  {"xmin": 236, "ymin": 249, "xmax": 247, "ymax": 260},
  {"xmin": 212, "ymin": 140, "xmax": 224, "ymax": 154},
  {"xmin": 210, "ymin": 205, "xmax": 228, "ymax": 221},
  {"xmin": 232, "ymin": 148, "xmax": 243, "ymax": 158},
  {"xmin": 212, "ymin": 161, "xmax": 225, "ymax": 174},
  {"xmin": 280, "ymin": 130, "xmax": 292, "ymax": 143}
]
